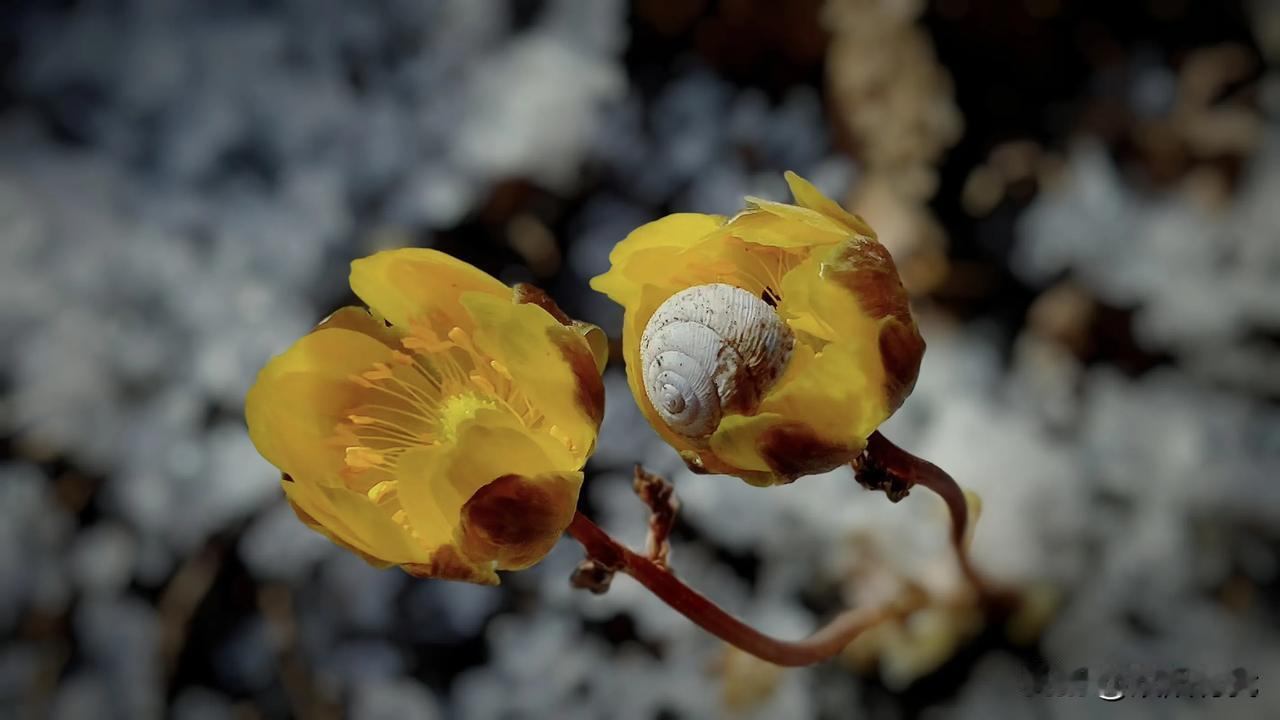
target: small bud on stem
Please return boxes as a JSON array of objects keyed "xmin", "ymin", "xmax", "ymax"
[{"xmin": 632, "ymin": 465, "xmax": 678, "ymax": 568}]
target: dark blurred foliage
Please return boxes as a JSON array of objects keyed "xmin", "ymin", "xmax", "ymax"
[{"xmin": 0, "ymin": 1, "xmax": 1275, "ymax": 719}]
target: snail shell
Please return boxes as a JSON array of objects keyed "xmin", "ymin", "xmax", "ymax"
[{"xmin": 640, "ymin": 283, "xmax": 795, "ymax": 440}]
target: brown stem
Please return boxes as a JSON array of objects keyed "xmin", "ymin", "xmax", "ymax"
[
  {"xmin": 858, "ymin": 431, "xmax": 1006, "ymax": 605},
  {"xmin": 567, "ymin": 511, "xmax": 898, "ymax": 667}
]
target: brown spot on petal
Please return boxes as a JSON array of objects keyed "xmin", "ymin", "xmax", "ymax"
[
  {"xmin": 462, "ymin": 475, "xmax": 561, "ymax": 547},
  {"xmin": 879, "ymin": 318, "xmax": 925, "ymax": 413},
  {"xmin": 825, "ymin": 238, "xmax": 926, "ymax": 410},
  {"xmin": 554, "ymin": 332, "xmax": 606, "ymax": 427},
  {"xmin": 513, "ymin": 282, "xmax": 573, "ymax": 325},
  {"xmin": 516, "ymin": 282, "xmax": 606, "ymax": 425},
  {"xmin": 826, "ymin": 238, "xmax": 912, "ymax": 321},
  {"xmin": 403, "ymin": 545, "xmax": 498, "ymax": 586},
  {"xmin": 758, "ymin": 423, "xmax": 860, "ymax": 482},
  {"xmin": 459, "ymin": 473, "xmax": 579, "ymax": 571}
]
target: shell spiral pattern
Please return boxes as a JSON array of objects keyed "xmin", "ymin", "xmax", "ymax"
[{"xmin": 640, "ymin": 283, "xmax": 795, "ymax": 440}]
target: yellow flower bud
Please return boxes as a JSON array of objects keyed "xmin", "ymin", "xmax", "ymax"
[
  {"xmin": 590, "ymin": 172, "xmax": 924, "ymax": 486},
  {"xmin": 245, "ymin": 249, "xmax": 607, "ymax": 584}
]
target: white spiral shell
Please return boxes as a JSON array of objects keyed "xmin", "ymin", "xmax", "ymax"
[{"xmin": 640, "ymin": 283, "xmax": 795, "ymax": 440}]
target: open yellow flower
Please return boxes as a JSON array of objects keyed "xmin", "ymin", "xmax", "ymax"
[
  {"xmin": 246, "ymin": 249, "xmax": 607, "ymax": 584},
  {"xmin": 591, "ymin": 172, "xmax": 924, "ymax": 486}
]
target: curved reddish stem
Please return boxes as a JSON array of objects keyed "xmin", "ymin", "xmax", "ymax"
[
  {"xmin": 566, "ymin": 431, "xmax": 1010, "ymax": 665},
  {"xmin": 860, "ymin": 431, "xmax": 1007, "ymax": 604},
  {"xmin": 567, "ymin": 511, "xmax": 898, "ymax": 667}
]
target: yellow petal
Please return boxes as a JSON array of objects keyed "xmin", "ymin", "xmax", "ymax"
[
  {"xmin": 510, "ymin": 283, "xmax": 610, "ymax": 375},
  {"xmin": 783, "ymin": 170, "xmax": 877, "ymax": 237},
  {"xmin": 759, "ymin": 337, "xmax": 884, "ymax": 446},
  {"xmin": 282, "ymin": 489, "xmax": 396, "ymax": 568},
  {"xmin": 778, "ymin": 242, "xmax": 887, "ymax": 344},
  {"xmin": 706, "ymin": 341, "xmax": 879, "ymax": 485},
  {"xmin": 708, "ymin": 412, "xmax": 864, "ymax": 486},
  {"xmin": 395, "ymin": 407, "xmax": 580, "ymax": 578},
  {"xmin": 810, "ymin": 238, "xmax": 924, "ymax": 413},
  {"xmin": 574, "ymin": 320, "xmax": 610, "ymax": 374},
  {"xmin": 505, "ymin": 280, "xmax": 608, "ymax": 415},
  {"xmin": 737, "ymin": 198, "xmax": 851, "ymax": 241},
  {"xmin": 462, "ymin": 292, "xmax": 602, "ymax": 463},
  {"xmin": 396, "ymin": 407, "xmax": 567, "ymax": 533},
  {"xmin": 246, "ymin": 327, "xmax": 399, "ymax": 487},
  {"xmin": 707, "ymin": 413, "xmax": 783, "ymax": 475},
  {"xmin": 282, "ymin": 474, "xmax": 429, "ymax": 565},
  {"xmin": 601, "ymin": 212, "xmax": 725, "ymax": 268},
  {"xmin": 589, "ymin": 213, "xmax": 725, "ymax": 305},
  {"xmin": 314, "ymin": 306, "xmax": 402, "ymax": 348},
  {"xmin": 349, "ymin": 248, "xmax": 509, "ymax": 332}
]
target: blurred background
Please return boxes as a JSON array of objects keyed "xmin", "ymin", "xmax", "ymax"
[{"xmin": 1, "ymin": 0, "xmax": 1278, "ymax": 718}]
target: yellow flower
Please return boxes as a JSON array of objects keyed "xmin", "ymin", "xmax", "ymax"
[
  {"xmin": 245, "ymin": 249, "xmax": 607, "ymax": 584},
  {"xmin": 590, "ymin": 172, "xmax": 924, "ymax": 486}
]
